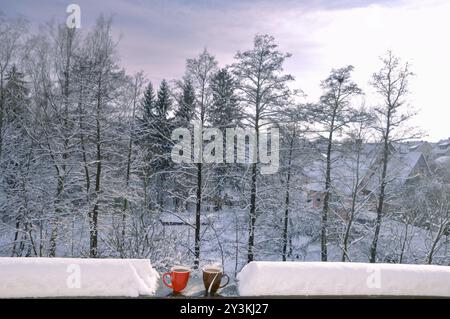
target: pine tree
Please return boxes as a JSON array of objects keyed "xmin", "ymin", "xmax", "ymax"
[
  {"xmin": 139, "ymin": 82, "xmax": 157, "ymax": 130},
  {"xmin": 175, "ymin": 78, "xmax": 196, "ymax": 125},
  {"xmin": 208, "ymin": 68, "xmax": 240, "ymax": 128},
  {"xmin": 4, "ymin": 64, "xmax": 29, "ymax": 123},
  {"xmin": 136, "ymin": 82, "xmax": 157, "ymax": 172},
  {"xmin": 152, "ymin": 79, "xmax": 172, "ymax": 169},
  {"xmin": 171, "ymin": 79, "xmax": 196, "ymax": 212},
  {"xmin": 138, "ymin": 80, "xmax": 173, "ymax": 210},
  {"xmin": 207, "ymin": 68, "xmax": 241, "ymax": 210},
  {"xmin": 155, "ymin": 79, "xmax": 172, "ymax": 118}
]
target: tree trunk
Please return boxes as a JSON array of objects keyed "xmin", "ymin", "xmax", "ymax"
[
  {"xmin": 48, "ymin": 222, "xmax": 58, "ymax": 256},
  {"xmin": 11, "ymin": 217, "xmax": 21, "ymax": 257},
  {"xmin": 194, "ymin": 162, "xmax": 202, "ymax": 268},
  {"xmin": 369, "ymin": 161, "xmax": 387, "ymax": 262},
  {"xmin": 399, "ymin": 222, "xmax": 409, "ymax": 263},
  {"xmin": 0, "ymin": 73, "xmax": 4, "ymax": 159},
  {"xmin": 49, "ymin": 175, "xmax": 64, "ymax": 257},
  {"xmin": 282, "ymin": 135, "xmax": 294, "ymax": 261},
  {"xmin": 321, "ymin": 117, "xmax": 335, "ymax": 262},
  {"xmin": 77, "ymin": 80, "xmax": 90, "ymax": 196},
  {"xmin": 247, "ymin": 104, "xmax": 260, "ymax": 264},
  {"xmin": 342, "ymin": 141, "xmax": 361, "ymax": 262},
  {"xmin": 426, "ymin": 223, "xmax": 444, "ymax": 264},
  {"xmin": 370, "ymin": 111, "xmax": 391, "ymax": 263},
  {"xmin": 341, "ymin": 191, "xmax": 356, "ymax": 262},
  {"xmin": 90, "ymin": 83, "xmax": 102, "ymax": 258},
  {"xmin": 247, "ymin": 162, "xmax": 257, "ymax": 263}
]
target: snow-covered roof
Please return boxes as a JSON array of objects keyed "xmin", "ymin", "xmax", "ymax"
[
  {"xmin": 301, "ymin": 141, "xmax": 430, "ymax": 196},
  {"xmin": 435, "ymin": 156, "xmax": 450, "ymax": 167},
  {"xmin": 408, "ymin": 141, "xmax": 430, "ymax": 151},
  {"xmin": 391, "ymin": 151, "xmax": 424, "ymax": 182},
  {"xmin": 362, "ymin": 151, "xmax": 428, "ymax": 192},
  {"xmin": 302, "ymin": 144, "xmax": 381, "ymax": 194},
  {"xmin": 437, "ymin": 138, "xmax": 450, "ymax": 148}
]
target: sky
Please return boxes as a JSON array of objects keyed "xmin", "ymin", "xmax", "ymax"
[{"xmin": 1, "ymin": 0, "xmax": 449, "ymax": 142}]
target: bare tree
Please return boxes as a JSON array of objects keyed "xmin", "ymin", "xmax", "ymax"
[
  {"xmin": 185, "ymin": 49, "xmax": 218, "ymax": 268},
  {"xmin": 340, "ymin": 108, "xmax": 373, "ymax": 261},
  {"xmin": 277, "ymin": 104, "xmax": 309, "ymax": 261},
  {"xmin": 80, "ymin": 16, "xmax": 127, "ymax": 257},
  {"xmin": 119, "ymin": 72, "xmax": 145, "ymax": 257},
  {"xmin": 311, "ymin": 66, "xmax": 362, "ymax": 261},
  {"xmin": 20, "ymin": 22, "xmax": 78, "ymax": 256},
  {"xmin": 423, "ymin": 180, "xmax": 450, "ymax": 264},
  {"xmin": 48, "ymin": 25, "xmax": 77, "ymax": 256},
  {"xmin": 232, "ymin": 34, "xmax": 293, "ymax": 263},
  {"xmin": 369, "ymin": 51, "xmax": 417, "ymax": 263}
]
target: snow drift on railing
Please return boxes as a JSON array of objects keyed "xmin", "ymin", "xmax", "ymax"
[
  {"xmin": 0, "ymin": 257, "xmax": 159, "ymax": 298},
  {"xmin": 237, "ymin": 261, "xmax": 450, "ymax": 296}
]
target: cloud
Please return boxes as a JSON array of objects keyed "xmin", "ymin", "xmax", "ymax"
[
  {"xmin": 288, "ymin": 0, "xmax": 450, "ymax": 142},
  {"xmin": 2, "ymin": 0, "xmax": 449, "ymax": 141}
]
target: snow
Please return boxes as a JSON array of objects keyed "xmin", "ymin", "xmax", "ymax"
[
  {"xmin": 435, "ymin": 156, "xmax": 450, "ymax": 167},
  {"xmin": 0, "ymin": 257, "xmax": 159, "ymax": 298},
  {"xmin": 237, "ymin": 261, "xmax": 450, "ymax": 296}
]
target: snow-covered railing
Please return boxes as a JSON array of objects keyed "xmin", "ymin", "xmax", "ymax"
[
  {"xmin": 237, "ymin": 261, "xmax": 450, "ymax": 297},
  {"xmin": 3, "ymin": 258, "xmax": 449, "ymax": 298},
  {"xmin": 0, "ymin": 257, "xmax": 159, "ymax": 298}
]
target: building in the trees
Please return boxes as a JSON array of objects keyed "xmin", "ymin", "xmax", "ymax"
[{"xmin": 302, "ymin": 142, "xmax": 431, "ymax": 209}]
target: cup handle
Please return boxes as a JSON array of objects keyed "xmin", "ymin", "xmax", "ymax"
[
  {"xmin": 219, "ymin": 273, "xmax": 229, "ymax": 288},
  {"xmin": 162, "ymin": 272, "xmax": 173, "ymax": 289}
]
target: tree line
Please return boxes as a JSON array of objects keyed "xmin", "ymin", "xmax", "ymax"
[{"xmin": 1, "ymin": 13, "xmax": 448, "ymax": 268}]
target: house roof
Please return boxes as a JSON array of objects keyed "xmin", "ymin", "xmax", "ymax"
[
  {"xmin": 437, "ymin": 138, "xmax": 450, "ymax": 147},
  {"xmin": 301, "ymin": 142, "xmax": 430, "ymax": 195},
  {"xmin": 435, "ymin": 156, "xmax": 450, "ymax": 167},
  {"xmin": 362, "ymin": 151, "xmax": 428, "ymax": 193},
  {"xmin": 408, "ymin": 141, "xmax": 431, "ymax": 152}
]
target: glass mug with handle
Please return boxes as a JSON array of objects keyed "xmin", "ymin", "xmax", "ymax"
[
  {"xmin": 162, "ymin": 266, "xmax": 191, "ymax": 293},
  {"xmin": 202, "ymin": 265, "xmax": 229, "ymax": 295}
]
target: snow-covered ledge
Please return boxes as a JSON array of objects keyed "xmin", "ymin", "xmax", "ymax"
[
  {"xmin": 0, "ymin": 257, "xmax": 159, "ymax": 298},
  {"xmin": 237, "ymin": 261, "xmax": 450, "ymax": 297}
]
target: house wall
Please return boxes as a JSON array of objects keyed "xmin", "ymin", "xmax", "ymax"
[{"xmin": 307, "ymin": 191, "xmax": 325, "ymax": 209}]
